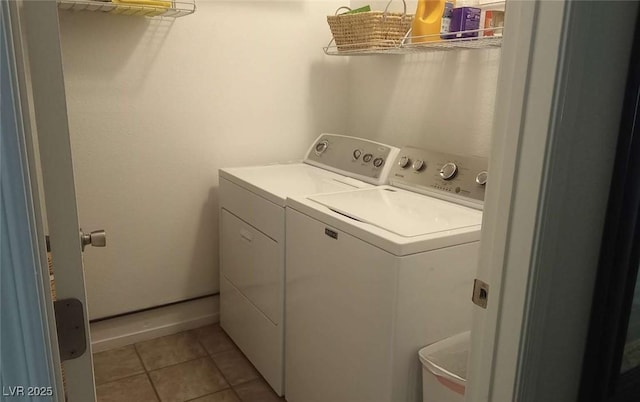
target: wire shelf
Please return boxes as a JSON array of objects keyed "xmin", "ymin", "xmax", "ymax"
[
  {"xmin": 324, "ymin": 0, "xmax": 506, "ymax": 56},
  {"xmin": 323, "ymin": 27, "xmax": 503, "ymax": 56},
  {"xmin": 57, "ymin": 0, "xmax": 196, "ymax": 18}
]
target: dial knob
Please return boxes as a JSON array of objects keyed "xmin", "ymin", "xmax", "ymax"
[
  {"xmin": 439, "ymin": 162, "xmax": 458, "ymax": 180},
  {"xmin": 373, "ymin": 157, "xmax": 384, "ymax": 168},
  {"xmin": 413, "ymin": 160, "xmax": 425, "ymax": 172},
  {"xmin": 398, "ymin": 156, "xmax": 411, "ymax": 168},
  {"xmin": 475, "ymin": 171, "xmax": 488, "ymax": 185},
  {"xmin": 353, "ymin": 149, "xmax": 362, "ymax": 160},
  {"xmin": 363, "ymin": 153, "xmax": 373, "ymax": 163},
  {"xmin": 314, "ymin": 140, "xmax": 329, "ymax": 156}
]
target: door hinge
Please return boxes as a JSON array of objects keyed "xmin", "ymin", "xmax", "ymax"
[
  {"xmin": 472, "ymin": 278, "xmax": 489, "ymax": 309},
  {"xmin": 54, "ymin": 298, "xmax": 87, "ymax": 361}
]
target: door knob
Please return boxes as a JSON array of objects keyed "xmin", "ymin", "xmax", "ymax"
[{"xmin": 80, "ymin": 229, "xmax": 106, "ymax": 251}]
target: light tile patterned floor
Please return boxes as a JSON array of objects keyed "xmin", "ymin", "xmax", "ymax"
[{"xmin": 94, "ymin": 324, "xmax": 284, "ymax": 402}]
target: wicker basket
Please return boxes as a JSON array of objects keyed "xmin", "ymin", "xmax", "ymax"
[{"xmin": 327, "ymin": 0, "xmax": 413, "ymax": 51}]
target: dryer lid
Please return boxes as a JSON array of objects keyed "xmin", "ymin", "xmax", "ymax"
[
  {"xmin": 308, "ymin": 187, "xmax": 482, "ymax": 237},
  {"xmin": 220, "ymin": 163, "xmax": 372, "ymax": 207}
]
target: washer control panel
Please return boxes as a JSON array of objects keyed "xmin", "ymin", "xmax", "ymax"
[
  {"xmin": 305, "ymin": 134, "xmax": 400, "ymax": 184},
  {"xmin": 390, "ymin": 147, "xmax": 488, "ymax": 206}
]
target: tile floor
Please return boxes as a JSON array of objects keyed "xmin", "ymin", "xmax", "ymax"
[{"xmin": 93, "ymin": 324, "xmax": 284, "ymax": 402}]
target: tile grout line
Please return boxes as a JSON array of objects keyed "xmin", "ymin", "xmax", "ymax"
[
  {"xmin": 93, "ymin": 371, "xmax": 148, "ymax": 388},
  {"xmin": 133, "ymin": 342, "xmax": 152, "ymax": 372},
  {"xmin": 135, "ymin": 331, "xmax": 209, "ymax": 371},
  {"xmin": 135, "ymin": 332, "xmax": 210, "ymax": 375},
  {"xmin": 206, "ymin": 325, "xmax": 285, "ymax": 401},
  {"xmin": 130, "ymin": 329, "xmax": 227, "ymax": 402},
  {"xmin": 229, "ymin": 386, "xmax": 244, "ymax": 402},
  {"xmin": 133, "ymin": 343, "xmax": 163, "ymax": 402},
  {"xmin": 194, "ymin": 329, "xmax": 239, "ymax": 400},
  {"xmin": 193, "ymin": 327, "xmax": 253, "ymax": 402},
  {"xmin": 142, "ymin": 354, "xmax": 210, "ymax": 374},
  {"xmin": 96, "ymin": 325, "xmax": 269, "ymax": 402},
  {"xmin": 172, "ymin": 328, "xmax": 237, "ymax": 402},
  {"xmin": 206, "ymin": 354, "xmax": 237, "ymax": 394},
  {"xmin": 201, "ymin": 340, "xmax": 269, "ymax": 400},
  {"xmin": 182, "ymin": 387, "xmax": 240, "ymax": 402},
  {"xmin": 210, "ymin": 325, "xmax": 287, "ymax": 400}
]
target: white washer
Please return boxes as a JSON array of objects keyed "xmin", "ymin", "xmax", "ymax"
[
  {"xmin": 285, "ymin": 146, "xmax": 488, "ymax": 402},
  {"xmin": 218, "ymin": 134, "xmax": 399, "ymax": 396}
]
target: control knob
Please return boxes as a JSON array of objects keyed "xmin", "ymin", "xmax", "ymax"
[
  {"xmin": 363, "ymin": 153, "xmax": 373, "ymax": 163},
  {"xmin": 439, "ymin": 162, "xmax": 458, "ymax": 180},
  {"xmin": 373, "ymin": 157, "xmax": 384, "ymax": 168},
  {"xmin": 413, "ymin": 160, "xmax": 426, "ymax": 172},
  {"xmin": 353, "ymin": 149, "xmax": 362, "ymax": 160},
  {"xmin": 475, "ymin": 171, "xmax": 488, "ymax": 186},
  {"xmin": 314, "ymin": 140, "xmax": 329, "ymax": 156},
  {"xmin": 398, "ymin": 156, "xmax": 411, "ymax": 168}
]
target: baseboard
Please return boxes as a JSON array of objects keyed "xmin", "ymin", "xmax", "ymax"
[{"xmin": 90, "ymin": 295, "xmax": 219, "ymax": 353}]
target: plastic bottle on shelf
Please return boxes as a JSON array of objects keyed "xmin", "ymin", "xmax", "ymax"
[
  {"xmin": 440, "ymin": 1, "xmax": 455, "ymax": 39},
  {"xmin": 440, "ymin": 2, "xmax": 455, "ymax": 39},
  {"xmin": 448, "ymin": 0, "xmax": 482, "ymax": 39},
  {"xmin": 412, "ymin": 0, "xmax": 446, "ymax": 43}
]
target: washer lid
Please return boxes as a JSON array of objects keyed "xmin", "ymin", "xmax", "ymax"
[{"xmin": 308, "ymin": 187, "xmax": 482, "ymax": 237}]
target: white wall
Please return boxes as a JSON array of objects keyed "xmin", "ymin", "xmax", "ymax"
[
  {"xmin": 348, "ymin": 0, "xmax": 500, "ymax": 157},
  {"xmin": 59, "ymin": 0, "xmax": 348, "ymax": 319},
  {"xmin": 59, "ymin": 0, "xmax": 499, "ymax": 320}
]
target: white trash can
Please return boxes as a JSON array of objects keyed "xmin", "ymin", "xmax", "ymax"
[{"xmin": 418, "ymin": 331, "xmax": 470, "ymax": 402}]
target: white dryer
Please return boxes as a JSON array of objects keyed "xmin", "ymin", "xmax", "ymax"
[
  {"xmin": 285, "ymin": 147, "xmax": 488, "ymax": 402},
  {"xmin": 218, "ymin": 134, "xmax": 399, "ymax": 396}
]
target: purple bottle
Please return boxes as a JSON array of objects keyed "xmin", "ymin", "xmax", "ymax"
[{"xmin": 448, "ymin": 6, "xmax": 481, "ymax": 39}]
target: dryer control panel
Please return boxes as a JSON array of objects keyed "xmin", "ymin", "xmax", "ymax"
[
  {"xmin": 304, "ymin": 134, "xmax": 400, "ymax": 186},
  {"xmin": 389, "ymin": 147, "xmax": 488, "ymax": 208}
]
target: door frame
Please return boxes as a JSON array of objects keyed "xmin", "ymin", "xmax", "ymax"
[
  {"xmin": 468, "ymin": 0, "xmax": 640, "ymax": 401},
  {"xmin": 11, "ymin": 0, "xmax": 97, "ymax": 400},
  {"xmin": 2, "ymin": 1, "xmax": 63, "ymax": 400}
]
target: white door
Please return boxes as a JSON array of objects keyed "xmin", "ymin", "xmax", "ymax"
[
  {"xmin": 8, "ymin": 1, "xmax": 98, "ymax": 400},
  {"xmin": 467, "ymin": 1, "xmax": 639, "ymax": 401},
  {"xmin": 465, "ymin": 1, "xmax": 557, "ymax": 400},
  {"xmin": 1, "ymin": 2, "xmax": 64, "ymax": 400}
]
